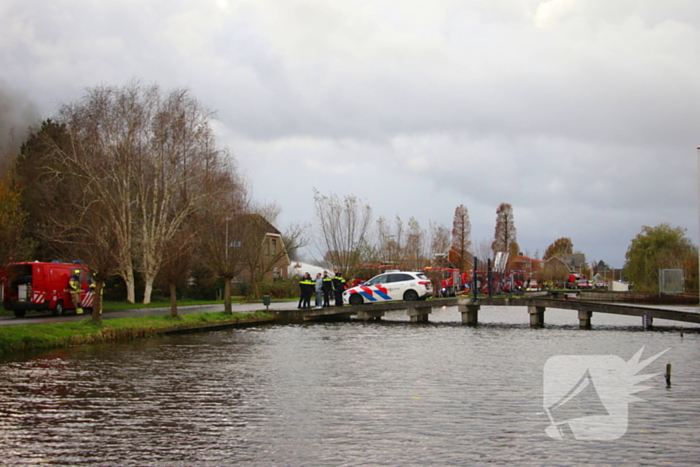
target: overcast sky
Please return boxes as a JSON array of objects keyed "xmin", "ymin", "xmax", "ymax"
[{"xmin": 2, "ymin": 0, "xmax": 699, "ymax": 268}]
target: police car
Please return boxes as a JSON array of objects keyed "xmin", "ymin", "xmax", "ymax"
[{"xmin": 343, "ymin": 271, "xmax": 433, "ymax": 305}]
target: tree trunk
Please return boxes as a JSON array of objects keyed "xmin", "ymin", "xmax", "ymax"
[
  {"xmin": 252, "ymin": 279, "xmax": 260, "ymax": 300},
  {"xmin": 143, "ymin": 278, "xmax": 154, "ymax": 305},
  {"xmin": 91, "ymin": 281, "xmax": 103, "ymax": 323},
  {"xmin": 169, "ymin": 282, "xmax": 178, "ymax": 317},
  {"xmin": 123, "ymin": 267, "xmax": 136, "ymax": 304},
  {"xmin": 224, "ymin": 277, "xmax": 232, "ymax": 314}
]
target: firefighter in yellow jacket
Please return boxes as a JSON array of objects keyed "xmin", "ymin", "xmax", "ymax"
[{"xmin": 69, "ymin": 270, "xmax": 83, "ymax": 315}]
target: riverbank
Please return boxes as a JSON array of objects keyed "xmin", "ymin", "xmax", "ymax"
[{"xmin": 0, "ymin": 311, "xmax": 274, "ymax": 358}]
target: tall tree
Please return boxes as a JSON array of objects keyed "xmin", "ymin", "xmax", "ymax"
[
  {"xmin": 196, "ymin": 172, "xmax": 250, "ymax": 314},
  {"xmin": 313, "ymin": 189, "xmax": 372, "ymax": 276},
  {"xmin": 133, "ymin": 86, "xmax": 227, "ymax": 304},
  {"xmin": 543, "ymin": 237, "xmax": 574, "ymax": 260},
  {"xmin": 12, "ymin": 119, "xmax": 72, "ymax": 262},
  {"xmin": 492, "ymin": 203, "xmax": 518, "ymax": 258},
  {"xmin": 0, "ymin": 181, "xmax": 35, "ymax": 265},
  {"xmin": 374, "ymin": 215, "xmax": 404, "ymax": 267},
  {"xmin": 404, "ymin": 217, "xmax": 428, "ymax": 271},
  {"xmin": 624, "ymin": 223, "xmax": 697, "ymax": 293},
  {"xmin": 429, "ymin": 221, "xmax": 450, "ymax": 262},
  {"xmin": 450, "ymin": 204, "xmax": 472, "ymax": 271},
  {"xmin": 16, "ymin": 83, "xmax": 235, "ymax": 306},
  {"xmin": 156, "ymin": 220, "xmax": 197, "ymax": 317}
]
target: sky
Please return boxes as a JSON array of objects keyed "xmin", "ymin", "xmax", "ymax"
[{"xmin": 1, "ymin": 0, "xmax": 699, "ymax": 268}]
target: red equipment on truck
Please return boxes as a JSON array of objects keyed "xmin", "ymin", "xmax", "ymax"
[{"xmin": 1, "ymin": 261, "xmax": 93, "ymax": 318}]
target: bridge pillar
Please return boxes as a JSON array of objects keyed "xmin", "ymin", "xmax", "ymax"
[
  {"xmin": 407, "ymin": 306, "xmax": 432, "ymax": 323},
  {"xmin": 357, "ymin": 310, "xmax": 385, "ymax": 321},
  {"xmin": 578, "ymin": 310, "xmax": 592, "ymax": 329},
  {"xmin": 458, "ymin": 304, "xmax": 480, "ymax": 325},
  {"xmin": 528, "ymin": 306, "xmax": 545, "ymax": 327}
]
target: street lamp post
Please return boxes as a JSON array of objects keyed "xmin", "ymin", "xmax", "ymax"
[{"xmin": 697, "ymin": 148, "xmax": 700, "ymax": 305}]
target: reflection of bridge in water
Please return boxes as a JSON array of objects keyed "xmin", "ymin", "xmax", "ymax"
[{"xmin": 274, "ymin": 291, "xmax": 700, "ymax": 329}]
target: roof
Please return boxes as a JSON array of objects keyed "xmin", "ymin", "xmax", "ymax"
[{"xmin": 235, "ymin": 213, "xmax": 282, "ymax": 235}]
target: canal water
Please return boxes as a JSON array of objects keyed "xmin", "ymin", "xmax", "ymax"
[{"xmin": 1, "ymin": 306, "xmax": 698, "ymax": 466}]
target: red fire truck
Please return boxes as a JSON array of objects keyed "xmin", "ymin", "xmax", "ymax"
[{"xmin": 1, "ymin": 261, "xmax": 94, "ymax": 318}]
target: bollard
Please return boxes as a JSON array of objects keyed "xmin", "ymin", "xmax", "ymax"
[{"xmin": 665, "ymin": 363, "xmax": 672, "ymax": 388}]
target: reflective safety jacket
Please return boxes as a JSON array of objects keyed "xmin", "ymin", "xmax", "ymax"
[
  {"xmin": 332, "ymin": 273, "xmax": 346, "ymax": 291},
  {"xmin": 322, "ymin": 275, "xmax": 333, "ymax": 292},
  {"xmin": 69, "ymin": 277, "xmax": 81, "ymax": 293}
]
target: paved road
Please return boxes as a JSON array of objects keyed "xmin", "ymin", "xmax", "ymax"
[{"xmin": 0, "ymin": 300, "xmax": 301, "ymax": 326}]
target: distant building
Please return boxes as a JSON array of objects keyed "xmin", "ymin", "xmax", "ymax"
[
  {"xmin": 555, "ymin": 254, "xmax": 587, "ymax": 274},
  {"xmin": 236, "ymin": 214, "xmax": 290, "ymax": 282},
  {"xmin": 510, "ymin": 253, "xmax": 543, "ymax": 277}
]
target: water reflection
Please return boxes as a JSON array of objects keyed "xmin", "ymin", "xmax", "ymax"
[{"xmin": 0, "ymin": 306, "xmax": 698, "ymax": 466}]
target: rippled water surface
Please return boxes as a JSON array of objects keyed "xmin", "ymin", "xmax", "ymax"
[{"xmin": 1, "ymin": 306, "xmax": 699, "ymax": 466}]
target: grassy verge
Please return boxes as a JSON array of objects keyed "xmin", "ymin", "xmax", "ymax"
[{"xmin": 0, "ymin": 311, "xmax": 273, "ymax": 358}]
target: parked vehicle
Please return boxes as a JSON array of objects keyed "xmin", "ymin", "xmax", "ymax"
[
  {"xmin": 1, "ymin": 261, "xmax": 93, "ymax": 318},
  {"xmin": 565, "ymin": 274, "xmax": 586, "ymax": 289},
  {"xmin": 344, "ymin": 271, "xmax": 433, "ymax": 305}
]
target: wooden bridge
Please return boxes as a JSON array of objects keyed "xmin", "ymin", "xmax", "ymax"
[{"xmin": 273, "ymin": 292, "xmax": 700, "ymax": 329}]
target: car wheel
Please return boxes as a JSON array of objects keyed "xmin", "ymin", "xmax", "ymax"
[
  {"xmin": 52, "ymin": 301, "xmax": 64, "ymax": 316},
  {"xmin": 349, "ymin": 294, "xmax": 363, "ymax": 306},
  {"xmin": 403, "ymin": 290, "xmax": 419, "ymax": 301}
]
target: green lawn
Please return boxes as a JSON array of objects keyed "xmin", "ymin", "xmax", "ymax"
[{"xmin": 0, "ymin": 310, "xmax": 273, "ymax": 357}]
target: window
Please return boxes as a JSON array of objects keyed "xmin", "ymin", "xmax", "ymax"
[
  {"xmin": 368, "ymin": 274, "xmax": 389, "ymax": 285},
  {"xmin": 388, "ymin": 273, "xmax": 413, "ymax": 282}
]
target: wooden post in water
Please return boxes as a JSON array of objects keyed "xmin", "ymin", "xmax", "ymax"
[
  {"xmin": 528, "ymin": 306, "xmax": 545, "ymax": 327},
  {"xmin": 459, "ymin": 304, "xmax": 480, "ymax": 325},
  {"xmin": 578, "ymin": 310, "xmax": 592, "ymax": 329},
  {"xmin": 665, "ymin": 363, "xmax": 672, "ymax": 387}
]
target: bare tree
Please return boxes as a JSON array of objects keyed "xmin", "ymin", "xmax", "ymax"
[
  {"xmin": 404, "ymin": 217, "xmax": 428, "ymax": 271},
  {"xmin": 26, "ymin": 118, "xmax": 122, "ymax": 322},
  {"xmin": 47, "ymin": 83, "xmax": 233, "ymax": 305},
  {"xmin": 429, "ymin": 220, "xmax": 450, "ymax": 263},
  {"xmin": 450, "ymin": 204, "xmax": 472, "ymax": 271},
  {"xmin": 196, "ymin": 172, "xmax": 251, "ymax": 314},
  {"xmin": 313, "ymin": 189, "xmax": 372, "ymax": 276},
  {"xmin": 374, "ymin": 214, "xmax": 404, "ymax": 267},
  {"xmin": 156, "ymin": 221, "xmax": 197, "ymax": 317},
  {"xmin": 135, "ymin": 87, "xmax": 228, "ymax": 304},
  {"xmin": 473, "ymin": 238, "xmax": 493, "ymax": 265}
]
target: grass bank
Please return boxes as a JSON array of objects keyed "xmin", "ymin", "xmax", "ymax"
[{"xmin": 0, "ymin": 311, "xmax": 274, "ymax": 358}]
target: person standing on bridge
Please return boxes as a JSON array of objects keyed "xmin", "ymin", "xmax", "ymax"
[
  {"xmin": 298, "ymin": 273, "xmax": 314, "ymax": 309},
  {"xmin": 322, "ymin": 270, "xmax": 333, "ymax": 307},
  {"xmin": 332, "ymin": 269, "xmax": 346, "ymax": 306},
  {"xmin": 314, "ymin": 273, "xmax": 323, "ymax": 309}
]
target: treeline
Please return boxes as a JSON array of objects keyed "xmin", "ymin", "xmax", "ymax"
[{"xmin": 0, "ymin": 82, "xmax": 303, "ymax": 320}]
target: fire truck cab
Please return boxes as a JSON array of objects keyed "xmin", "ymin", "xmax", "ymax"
[{"xmin": 1, "ymin": 261, "xmax": 93, "ymax": 318}]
